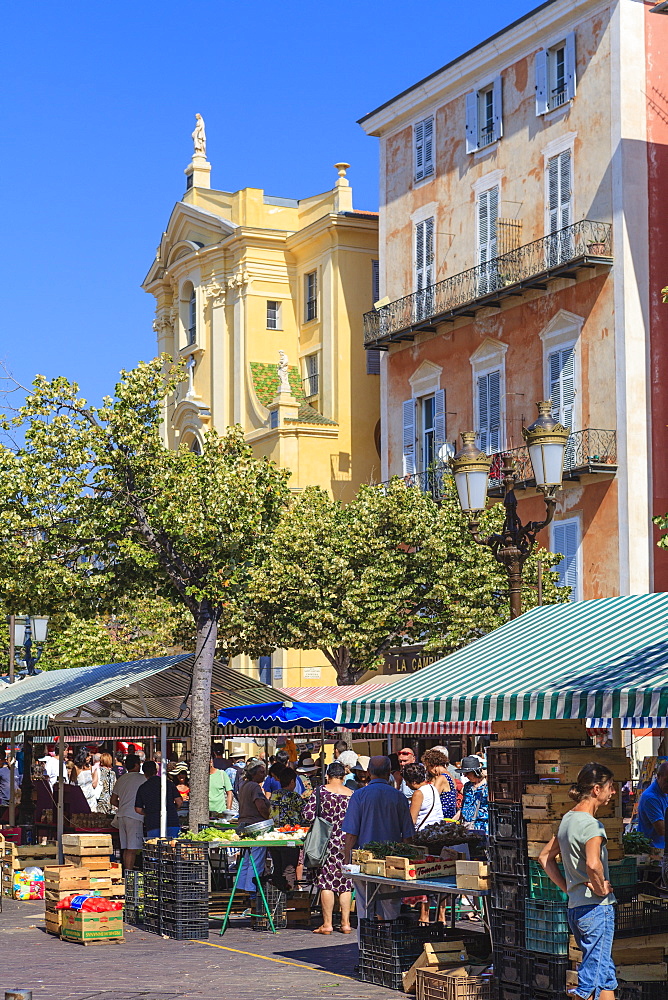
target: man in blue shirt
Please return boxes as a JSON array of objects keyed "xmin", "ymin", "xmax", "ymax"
[
  {"xmin": 343, "ymin": 755, "xmax": 415, "ymax": 943},
  {"xmin": 637, "ymin": 762, "xmax": 668, "ymax": 849}
]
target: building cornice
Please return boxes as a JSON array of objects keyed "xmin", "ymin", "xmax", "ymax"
[{"xmin": 358, "ymin": 0, "xmax": 613, "ymax": 136}]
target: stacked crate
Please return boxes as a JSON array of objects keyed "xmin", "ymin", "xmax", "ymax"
[
  {"xmin": 43, "ymin": 865, "xmax": 91, "ymax": 937},
  {"xmin": 143, "ymin": 839, "xmax": 209, "ymax": 940},
  {"xmin": 2, "ymin": 840, "xmax": 57, "ymax": 901},
  {"xmin": 61, "ymin": 833, "xmax": 125, "ymax": 910},
  {"xmin": 358, "ymin": 918, "xmax": 449, "ymax": 991},
  {"xmin": 522, "ymin": 746, "xmax": 631, "ymax": 1000},
  {"xmin": 124, "ymin": 870, "xmax": 143, "ymax": 925}
]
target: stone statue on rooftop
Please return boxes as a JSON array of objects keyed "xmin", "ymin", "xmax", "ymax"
[
  {"xmin": 192, "ymin": 113, "xmax": 206, "ymax": 156},
  {"xmin": 277, "ymin": 351, "xmax": 290, "ymax": 394}
]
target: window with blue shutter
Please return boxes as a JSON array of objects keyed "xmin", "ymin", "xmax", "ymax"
[
  {"xmin": 476, "ymin": 369, "xmax": 501, "ymax": 454},
  {"xmin": 477, "ymin": 186, "xmax": 499, "ymax": 295},
  {"xmin": 535, "ymin": 32, "xmax": 576, "ymax": 115},
  {"xmin": 402, "ymin": 398, "xmax": 416, "ymax": 476},
  {"xmin": 414, "ymin": 117, "xmax": 435, "ymax": 182},
  {"xmin": 466, "ymin": 78, "xmax": 503, "ymax": 152},
  {"xmin": 547, "ymin": 149, "xmax": 572, "ymax": 263},
  {"xmin": 548, "ymin": 346, "xmax": 576, "ymax": 429},
  {"xmin": 552, "ymin": 518, "xmax": 580, "ymax": 601},
  {"xmin": 188, "ymin": 288, "xmax": 197, "ymax": 345}
]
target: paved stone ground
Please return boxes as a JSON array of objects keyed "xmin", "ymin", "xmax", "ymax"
[{"xmin": 0, "ymin": 897, "xmax": 400, "ymax": 1000}]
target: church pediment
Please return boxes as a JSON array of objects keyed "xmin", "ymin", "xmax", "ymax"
[{"xmin": 144, "ymin": 202, "xmax": 236, "ymax": 286}]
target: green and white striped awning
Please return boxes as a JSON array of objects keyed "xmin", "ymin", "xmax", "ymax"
[
  {"xmin": 0, "ymin": 653, "xmax": 286, "ymax": 734},
  {"xmin": 339, "ymin": 594, "xmax": 668, "ymax": 725}
]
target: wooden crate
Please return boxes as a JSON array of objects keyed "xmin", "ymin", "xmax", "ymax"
[
  {"xmin": 617, "ymin": 965, "xmax": 668, "ymax": 982},
  {"xmin": 17, "ymin": 844, "xmax": 57, "ymax": 858},
  {"xmin": 570, "ymin": 933, "xmax": 668, "ymax": 964},
  {"xmin": 352, "ymin": 849, "xmax": 374, "ymax": 862},
  {"xmin": 385, "ymin": 856, "xmax": 457, "ymax": 881},
  {"xmin": 43, "ymin": 865, "xmax": 91, "ymax": 892},
  {"xmin": 61, "ymin": 834, "xmax": 113, "ymax": 850},
  {"xmin": 456, "ymin": 875, "xmax": 489, "ymax": 891},
  {"xmin": 522, "ymin": 787, "xmax": 617, "ymax": 820},
  {"xmin": 44, "ymin": 911, "xmax": 62, "ymax": 936},
  {"xmin": 403, "ymin": 942, "xmax": 468, "ymax": 995},
  {"xmin": 526, "ymin": 817, "xmax": 623, "ymax": 842},
  {"xmin": 534, "ymin": 748, "xmax": 631, "ymax": 782},
  {"xmin": 361, "ymin": 859, "xmax": 386, "ymax": 876},
  {"xmin": 455, "ymin": 860, "xmax": 488, "ymax": 877},
  {"xmin": 495, "ymin": 720, "xmax": 587, "ymax": 740}
]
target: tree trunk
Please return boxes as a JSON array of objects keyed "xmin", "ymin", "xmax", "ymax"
[
  {"xmin": 324, "ymin": 646, "xmax": 362, "ymax": 686},
  {"xmin": 188, "ymin": 601, "xmax": 218, "ymax": 832}
]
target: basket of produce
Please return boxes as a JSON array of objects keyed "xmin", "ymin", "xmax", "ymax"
[{"xmin": 413, "ymin": 822, "xmax": 484, "ymax": 850}]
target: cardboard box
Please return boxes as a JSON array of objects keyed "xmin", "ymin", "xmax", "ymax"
[{"xmin": 60, "ymin": 909, "xmax": 124, "ymax": 943}]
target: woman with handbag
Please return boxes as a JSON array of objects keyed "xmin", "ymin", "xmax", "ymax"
[
  {"xmin": 404, "ymin": 762, "xmax": 445, "ymax": 924},
  {"xmin": 303, "ymin": 761, "xmax": 353, "ymax": 935}
]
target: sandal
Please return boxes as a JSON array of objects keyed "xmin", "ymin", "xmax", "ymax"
[
  {"xmin": 338, "ymin": 926, "xmax": 352, "ymax": 934},
  {"xmin": 313, "ymin": 926, "xmax": 332, "ymax": 934}
]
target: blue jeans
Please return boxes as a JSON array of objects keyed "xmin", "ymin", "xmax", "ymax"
[
  {"xmin": 236, "ymin": 846, "xmax": 267, "ymax": 895},
  {"xmin": 568, "ymin": 903, "xmax": 617, "ymax": 999},
  {"xmin": 145, "ymin": 826, "xmax": 180, "ymax": 839}
]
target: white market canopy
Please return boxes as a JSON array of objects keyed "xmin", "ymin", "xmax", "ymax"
[
  {"xmin": 339, "ymin": 594, "xmax": 668, "ymax": 727},
  {"xmin": 0, "ymin": 653, "xmax": 286, "ymax": 737}
]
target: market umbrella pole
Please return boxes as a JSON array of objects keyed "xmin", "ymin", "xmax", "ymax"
[
  {"xmin": 57, "ymin": 725, "xmax": 65, "ymax": 864},
  {"xmin": 160, "ymin": 723, "xmax": 167, "ymax": 839},
  {"xmin": 321, "ymin": 722, "xmax": 326, "ymax": 785},
  {"xmin": 8, "ymin": 736, "xmax": 15, "ymax": 827}
]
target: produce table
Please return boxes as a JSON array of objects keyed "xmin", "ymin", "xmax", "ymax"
[
  {"xmin": 219, "ymin": 837, "xmax": 304, "ymax": 935},
  {"xmin": 351, "ymin": 872, "xmax": 490, "ymax": 932}
]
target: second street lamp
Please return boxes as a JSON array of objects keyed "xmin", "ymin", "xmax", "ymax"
[{"xmin": 450, "ymin": 402, "xmax": 570, "ymax": 619}]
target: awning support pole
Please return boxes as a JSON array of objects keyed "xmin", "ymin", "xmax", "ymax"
[
  {"xmin": 8, "ymin": 735, "xmax": 15, "ymax": 827},
  {"xmin": 321, "ymin": 722, "xmax": 326, "ymax": 785},
  {"xmin": 612, "ymin": 718, "xmax": 622, "ymax": 749},
  {"xmin": 160, "ymin": 723, "xmax": 167, "ymax": 839},
  {"xmin": 57, "ymin": 725, "xmax": 65, "ymax": 865}
]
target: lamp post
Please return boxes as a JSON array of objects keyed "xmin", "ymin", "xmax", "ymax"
[
  {"xmin": 11, "ymin": 614, "xmax": 50, "ymax": 677},
  {"xmin": 450, "ymin": 402, "xmax": 569, "ymax": 618}
]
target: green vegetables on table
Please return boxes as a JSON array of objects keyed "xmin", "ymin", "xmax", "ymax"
[
  {"xmin": 363, "ymin": 842, "xmax": 425, "ymax": 860},
  {"xmin": 179, "ymin": 827, "xmax": 240, "ymax": 842},
  {"xmin": 622, "ymin": 831, "xmax": 652, "ymax": 856}
]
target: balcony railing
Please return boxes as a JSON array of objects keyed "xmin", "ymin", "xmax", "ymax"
[
  {"xmin": 385, "ymin": 428, "xmax": 617, "ymax": 503},
  {"xmin": 303, "ymin": 373, "xmax": 319, "ymax": 398},
  {"xmin": 363, "ymin": 220, "xmax": 613, "ymax": 348}
]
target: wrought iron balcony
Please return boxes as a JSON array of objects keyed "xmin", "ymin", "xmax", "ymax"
[
  {"xmin": 364, "ymin": 220, "xmax": 613, "ymax": 349},
  {"xmin": 385, "ymin": 428, "xmax": 617, "ymax": 502}
]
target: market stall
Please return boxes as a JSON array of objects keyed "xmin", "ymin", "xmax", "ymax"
[{"xmin": 338, "ymin": 594, "xmax": 668, "ymax": 997}]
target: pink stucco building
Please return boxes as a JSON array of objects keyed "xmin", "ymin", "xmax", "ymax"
[{"xmin": 361, "ymin": 0, "xmax": 668, "ymax": 600}]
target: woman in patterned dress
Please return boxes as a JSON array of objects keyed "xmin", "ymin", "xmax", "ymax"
[
  {"xmin": 303, "ymin": 761, "xmax": 353, "ymax": 935},
  {"xmin": 422, "ymin": 748, "xmax": 457, "ymax": 818}
]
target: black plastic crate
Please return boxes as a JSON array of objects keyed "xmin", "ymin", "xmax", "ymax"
[
  {"xmin": 493, "ymin": 946, "xmax": 525, "ymax": 985},
  {"xmin": 159, "ymin": 882, "xmax": 208, "ymax": 902},
  {"xmin": 489, "ymin": 803, "xmax": 526, "ymax": 842},
  {"xmin": 158, "ymin": 839, "xmax": 209, "ymax": 863},
  {"xmin": 359, "ymin": 917, "xmax": 446, "ymax": 958},
  {"xmin": 358, "ymin": 951, "xmax": 404, "ymax": 991},
  {"xmin": 158, "ymin": 859, "xmax": 208, "ymax": 881},
  {"xmin": 490, "ymin": 907, "xmax": 525, "ymax": 949},
  {"xmin": 142, "ymin": 858, "xmax": 160, "ymax": 876},
  {"xmin": 619, "ymin": 985, "xmax": 668, "ymax": 1000},
  {"xmin": 497, "ymin": 983, "xmax": 528, "ymax": 1000},
  {"xmin": 488, "ymin": 841, "xmax": 529, "ymax": 879},
  {"xmin": 159, "ymin": 915, "xmax": 210, "ymax": 940},
  {"xmin": 251, "ymin": 884, "xmax": 287, "ymax": 931},
  {"xmin": 615, "ymin": 886, "xmax": 668, "ymax": 937},
  {"xmin": 490, "ymin": 875, "xmax": 529, "ymax": 912},
  {"xmin": 526, "ymin": 952, "xmax": 568, "ymax": 993},
  {"xmin": 160, "ymin": 899, "xmax": 208, "ymax": 920},
  {"xmin": 487, "ymin": 746, "xmax": 538, "ymax": 804}
]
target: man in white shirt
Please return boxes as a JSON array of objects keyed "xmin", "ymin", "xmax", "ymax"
[
  {"xmin": 39, "ymin": 745, "xmax": 61, "ymax": 788},
  {"xmin": 110, "ymin": 754, "xmax": 146, "ymax": 872}
]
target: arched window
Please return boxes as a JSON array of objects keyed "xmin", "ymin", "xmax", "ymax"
[
  {"xmin": 188, "ymin": 288, "xmax": 197, "ymax": 345},
  {"xmin": 190, "ymin": 437, "xmax": 202, "ymax": 455}
]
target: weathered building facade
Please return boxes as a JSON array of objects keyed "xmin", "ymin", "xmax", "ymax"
[{"xmin": 362, "ymin": 0, "xmax": 668, "ymax": 600}]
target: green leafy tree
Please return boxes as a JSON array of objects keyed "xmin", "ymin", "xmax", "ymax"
[
  {"xmin": 251, "ymin": 478, "xmax": 566, "ymax": 684},
  {"xmin": 0, "ymin": 358, "xmax": 290, "ymax": 829}
]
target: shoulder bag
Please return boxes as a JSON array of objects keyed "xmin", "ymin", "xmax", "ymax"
[{"xmin": 303, "ymin": 784, "xmax": 333, "ymax": 869}]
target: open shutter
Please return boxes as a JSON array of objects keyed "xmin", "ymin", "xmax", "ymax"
[
  {"xmin": 372, "ymin": 259, "xmax": 380, "ymax": 304},
  {"xmin": 535, "ymin": 49, "xmax": 549, "ymax": 115},
  {"xmin": 488, "ymin": 369, "xmax": 501, "ymax": 452},
  {"xmin": 366, "ymin": 349, "xmax": 381, "ymax": 375},
  {"xmin": 415, "ymin": 221, "xmax": 425, "ymax": 291},
  {"xmin": 465, "ymin": 91, "xmax": 479, "ymax": 153},
  {"xmin": 402, "ymin": 399, "xmax": 416, "ymax": 476},
  {"xmin": 423, "ymin": 117, "xmax": 434, "ymax": 178},
  {"xmin": 477, "ymin": 375, "xmax": 489, "ymax": 453},
  {"xmin": 424, "ymin": 217, "xmax": 435, "ymax": 286},
  {"xmin": 565, "ymin": 31, "xmax": 576, "ymax": 101},
  {"xmin": 549, "ymin": 347, "xmax": 575, "ymax": 429},
  {"xmin": 477, "ymin": 194, "xmax": 490, "ymax": 265},
  {"xmin": 433, "ymin": 389, "xmax": 446, "ymax": 459},
  {"xmin": 559, "ymin": 149, "xmax": 572, "ymax": 229},
  {"xmin": 553, "ymin": 520, "xmax": 579, "ymax": 599},
  {"xmin": 414, "ymin": 120, "xmax": 425, "ymax": 181},
  {"xmin": 492, "ymin": 76, "xmax": 503, "ymax": 141},
  {"xmin": 548, "ymin": 156, "xmax": 560, "ymax": 234}
]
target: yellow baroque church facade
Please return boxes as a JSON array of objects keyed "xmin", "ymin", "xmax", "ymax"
[{"xmin": 143, "ymin": 123, "xmax": 379, "ymax": 687}]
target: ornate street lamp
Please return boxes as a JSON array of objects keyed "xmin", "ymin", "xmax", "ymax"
[
  {"xmin": 12, "ymin": 614, "xmax": 50, "ymax": 676},
  {"xmin": 450, "ymin": 402, "xmax": 569, "ymax": 618}
]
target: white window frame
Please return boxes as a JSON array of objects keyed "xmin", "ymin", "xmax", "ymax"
[
  {"xmin": 469, "ymin": 338, "xmax": 508, "ymax": 455},
  {"xmin": 305, "ymin": 271, "xmax": 318, "ymax": 322},
  {"xmin": 466, "ymin": 76, "xmax": 503, "ymax": 154},
  {"xmin": 535, "ymin": 32, "xmax": 576, "ymax": 115},
  {"xmin": 414, "ymin": 116, "xmax": 435, "ymax": 183},
  {"xmin": 551, "ymin": 515, "xmax": 582, "ymax": 601},
  {"xmin": 266, "ymin": 300, "xmax": 281, "ymax": 330}
]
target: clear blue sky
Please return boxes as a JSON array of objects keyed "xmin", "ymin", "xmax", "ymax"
[{"xmin": 1, "ymin": 0, "xmax": 535, "ymax": 406}]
